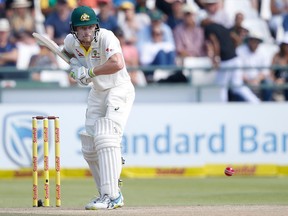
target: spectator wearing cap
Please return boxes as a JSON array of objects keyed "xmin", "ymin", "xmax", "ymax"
[
  {"xmin": 97, "ymin": 0, "xmax": 118, "ymax": 32},
  {"xmin": 236, "ymin": 30, "xmax": 274, "ymax": 101},
  {"xmin": 113, "ymin": 0, "xmax": 135, "ymax": 8},
  {"xmin": 138, "ymin": 25, "xmax": 176, "ymax": 83},
  {"xmin": 0, "ymin": 18, "xmax": 18, "ymax": 69},
  {"xmin": 137, "ymin": 9, "xmax": 175, "ymax": 54},
  {"xmin": 173, "ymin": 4, "xmax": 206, "ymax": 59},
  {"xmin": 136, "ymin": 9, "xmax": 176, "ymax": 82},
  {"xmin": 9, "ymin": 0, "xmax": 35, "ymax": 34},
  {"xmin": 117, "ymin": 1, "xmax": 150, "ymax": 44},
  {"xmin": 135, "ymin": 0, "xmax": 151, "ymax": 14},
  {"xmin": 44, "ymin": 0, "xmax": 72, "ymax": 45},
  {"xmin": 271, "ymin": 33, "xmax": 288, "ymax": 101},
  {"xmin": 41, "ymin": 0, "xmax": 77, "ymax": 18}
]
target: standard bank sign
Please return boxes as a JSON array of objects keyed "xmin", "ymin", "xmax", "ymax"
[{"xmin": 3, "ymin": 112, "xmax": 47, "ymax": 167}]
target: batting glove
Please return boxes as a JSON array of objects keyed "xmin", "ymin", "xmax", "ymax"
[
  {"xmin": 70, "ymin": 66, "xmax": 94, "ymax": 86},
  {"xmin": 69, "ymin": 59, "xmax": 95, "ymax": 86},
  {"xmin": 70, "ymin": 66, "xmax": 95, "ymax": 79}
]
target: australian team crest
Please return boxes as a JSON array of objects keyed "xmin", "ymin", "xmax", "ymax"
[
  {"xmin": 92, "ymin": 49, "xmax": 100, "ymax": 59},
  {"xmin": 3, "ymin": 112, "xmax": 48, "ymax": 167},
  {"xmin": 80, "ymin": 13, "xmax": 90, "ymax": 22}
]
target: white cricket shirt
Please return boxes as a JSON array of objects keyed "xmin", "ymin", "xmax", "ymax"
[{"xmin": 64, "ymin": 28, "xmax": 131, "ymax": 90}]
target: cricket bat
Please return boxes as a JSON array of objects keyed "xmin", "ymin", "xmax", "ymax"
[{"xmin": 32, "ymin": 32, "xmax": 70, "ymax": 64}]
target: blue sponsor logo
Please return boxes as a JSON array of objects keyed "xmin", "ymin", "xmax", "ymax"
[
  {"xmin": 3, "ymin": 112, "xmax": 48, "ymax": 167},
  {"xmin": 122, "ymin": 124, "xmax": 288, "ymax": 155}
]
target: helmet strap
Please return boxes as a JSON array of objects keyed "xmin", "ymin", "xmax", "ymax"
[
  {"xmin": 70, "ymin": 26, "xmax": 99, "ymax": 45},
  {"xmin": 94, "ymin": 29, "xmax": 99, "ymax": 43}
]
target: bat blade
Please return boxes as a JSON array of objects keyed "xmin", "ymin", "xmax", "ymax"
[{"xmin": 32, "ymin": 32, "xmax": 70, "ymax": 64}]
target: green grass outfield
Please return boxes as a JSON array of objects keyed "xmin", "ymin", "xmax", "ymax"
[{"xmin": 0, "ymin": 177, "xmax": 288, "ymax": 208}]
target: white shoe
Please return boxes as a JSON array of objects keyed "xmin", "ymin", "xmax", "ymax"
[
  {"xmin": 85, "ymin": 196, "xmax": 101, "ymax": 210},
  {"xmin": 85, "ymin": 192, "xmax": 124, "ymax": 210}
]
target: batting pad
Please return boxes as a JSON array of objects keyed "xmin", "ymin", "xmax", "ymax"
[
  {"xmin": 80, "ymin": 132, "xmax": 101, "ymax": 194},
  {"xmin": 94, "ymin": 118, "xmax": 122, "ymax": 151},
  {"xmin": 94, "ymin": 118, "xmax": 123, "ymax": 199},
  {"xmin": 98, "ymin": 146, "xmax": 122, "ymax": 200}
]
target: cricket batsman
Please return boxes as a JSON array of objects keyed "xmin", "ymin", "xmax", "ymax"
[{"xmin": 64, "ymin": 6, "xmax": 135, "ymax": 210}]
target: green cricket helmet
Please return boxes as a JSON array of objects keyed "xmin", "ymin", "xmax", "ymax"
[{"xmin": 70, "ymin": 6, "xmax": 100, "ymax": 29}]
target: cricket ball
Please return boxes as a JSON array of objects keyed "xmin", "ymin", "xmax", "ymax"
[{"xmin": 225, "ymin": 167, "xmax": 235, "ymax": 176}]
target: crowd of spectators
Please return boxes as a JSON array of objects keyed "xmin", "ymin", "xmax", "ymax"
[{"xmin": 1, "ymin": 0, "xmax": 288, "ymax": 102}]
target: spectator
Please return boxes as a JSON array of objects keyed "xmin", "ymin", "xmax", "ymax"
[
  {"xmin": 113, "ymin": 0, "xmax": 135, "ymax": 8},
  {"xmin": 0, "ymin": 0, "xmax": 5, "ymax": 18},
  {"xmin": 166, "ymin": 0, "xmax": 185, "ymax": 30},
  {"xmin": 29, "ymin": 41, "xmax": 71, "ymax": 87},
  {"xmin": 137, "ymin": 9, "xmax": 176, "ymax": 82},
  {"xmin": 200, "ymin": 0, "xmax": 232, "ymax": 28},
  {"xmin": 114, "ymin": 27, "xmax": 146, "ymax": 86},
  {"xmin": 44, "ymin": 0, "xmax": 72, "ymax": 45},
  {"xmin": 41, "ymin": 0, "xmax": 77, "ymax": 18},
  {"xmin": 117, "ymin": 1, "xmax": 150, "ymax": 44},
  {"xmin": 29, "ymin": 45, "xmax": 57, "ymax": 69},
  {"xmin": 77, "ymin": 0, "xmax": 97, "ymax": 10},
  {"xmin": 271, "ymin": 34, "xmax": 288, "ymax": 101},
  {"xmin": 29, "ymin": 41, "xmax": 59, "ymax": 80},
  {"xmin": 229, "ymin": 12, "xmax": 249, "ymax": 48},
  {"xmin": 40, "ymin": 0, "xmax": 57, "ymax": 18},
  {"xmin": 269, "ymin": 0, "xmax": 288, "ymax": 39},
  {"xmin": 200, "ymin": 15, "xmax": 260, "ymax": 103},
  {"xmin": 135, "ymin": 0, "xmax": 151, "ymax": 14},
  {"xmin": 155, "ymin": 0, "xmax": 174, "ymax": 17},
  {"xmin": 173, "ymin": 4, "xmax": 206, "ymax": 59},
  {"xmin": 97, "ymin": 0, "xmax": 118, "ymax": 32},
  {"xmin": 137, "ymin": 9, "xmax": 175, "ymax": 53},
  {"xmin": 236, "ymin": 31, "xmax": 274, "ymax": 101},
  {"xmin": 0, "ymin": 18, "xmax": 18, "ymax": 68},
  {"xmin": 15, "ymin": 30, "xmax": 40, "ymax": 70},
  {"xmin": 9, "ymin": 0, "xmax": 35, "ymax": 35},
  {"xmin": 139, "ymin": 25, "xmax": 176, "ymax": 82}
]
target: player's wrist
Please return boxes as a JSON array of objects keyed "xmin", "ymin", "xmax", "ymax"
[{"xmin": 88, "ymin": 68, "xmax": 95, "ymax": 78}]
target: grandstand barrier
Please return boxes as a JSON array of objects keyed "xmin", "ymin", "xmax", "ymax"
[{"xmin": 1, "ymin": 65, "xmax": 288, "ymax": 102}]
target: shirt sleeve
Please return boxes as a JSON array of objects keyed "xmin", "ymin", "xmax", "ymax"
[
  {"xmin": 63, "ymin": 34, "xmax": 75, "ymax": 55},
  {"xmin": 101, "ymin": 31, "xmax": 122, "ymax": 60}
]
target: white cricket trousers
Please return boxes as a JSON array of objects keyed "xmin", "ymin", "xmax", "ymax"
[
  {"xmin": 85, "ymin": 82, "xmax": 135, "ymax": 136},
  {"xmin": 215, "ymin": 57, "xmax": 260, "ymax": 103}
]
